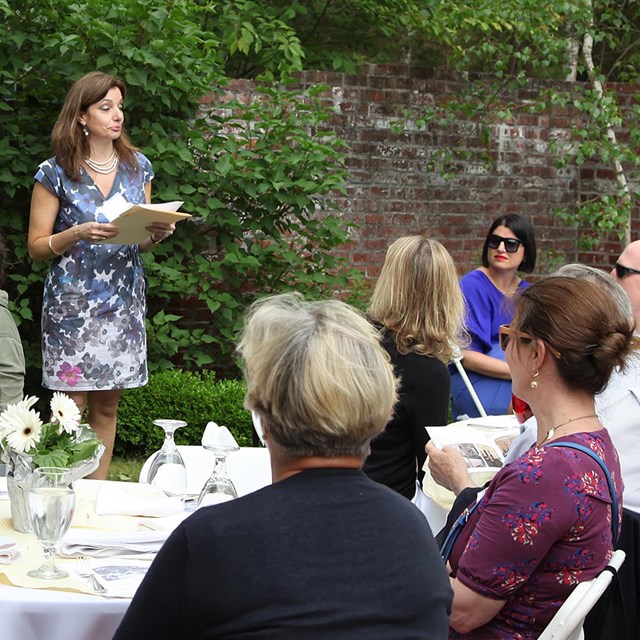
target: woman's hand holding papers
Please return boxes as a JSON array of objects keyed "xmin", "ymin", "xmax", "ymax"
[{"xmin": 425, "ymin": 441, "xmax": 474, "ymax": 497}]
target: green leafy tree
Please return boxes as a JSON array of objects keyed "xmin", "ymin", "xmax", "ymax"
[
  {"xmin": 205, "ymin": 0, "xmax": 430, "ymax": 75},
  {"xmin": 402, "ymin": 0, "xmax": 640, "ymax": 248},
  {"xmin": 0, "ymin": 0, "xmax": 359, "ymax": 382}
]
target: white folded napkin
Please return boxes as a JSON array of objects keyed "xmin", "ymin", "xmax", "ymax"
[
  {"xmin": 59, "ymin": 530, "xmax": 171, "ymax": 558},
  {"xmin": 95, "ymin": 482, "xmax": 184, "ymax": 518},
  {"xmin": 0, "ymin": 537, "xmax": 20, "ymax": 564}
]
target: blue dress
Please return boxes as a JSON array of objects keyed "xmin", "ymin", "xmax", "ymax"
[
  {"xmin": 451, "ymin": 269, "xmax": 530, "ymax": 418},
  {"xmin": 34, "ymin": 153, "xmax": 154, "ymax": 391}
]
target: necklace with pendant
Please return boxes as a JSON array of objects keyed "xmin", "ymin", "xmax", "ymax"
[
  {"xmin": 538, "ymin": 414, "xmax": 598, "ymax": 446},
  {"xmin": 486, "ymin": 269, "xmax": 518, "ymax": 295},
  {"xmin": 85, "ymin": 151, "xmax": 118, "ymax": 174}
]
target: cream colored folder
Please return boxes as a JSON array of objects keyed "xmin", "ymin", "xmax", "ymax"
[{"xmin": 99, "ymin": 201, "xmax": 190, "ymax": 244}]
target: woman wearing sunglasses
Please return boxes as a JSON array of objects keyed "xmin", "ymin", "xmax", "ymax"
[
  {"xmin": 441, "ymin": 277, "xmax": 631, "ymax": 639},
  {"xmin": 451, "ymin": 213, "xmax": 536, "ymax": 419}
]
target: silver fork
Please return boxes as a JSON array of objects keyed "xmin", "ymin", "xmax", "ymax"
[{"xmin": 77, "ymin": 556, "xmax": 107, "ymax": 594}]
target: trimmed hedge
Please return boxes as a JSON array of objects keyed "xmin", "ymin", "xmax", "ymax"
[{"xmin": 115, "ymin": 369, "xmax": 254, "ymax": 458}]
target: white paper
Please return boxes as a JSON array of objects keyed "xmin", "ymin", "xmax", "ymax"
[
  {"xmin": 95, "ymin": 200, "xmax": 190, "ymax": 245},
  {"xmin": 426, "ymin": 419, "xmax": 520, "ymax": 470},
  {"xmin": 78, "ymin": 558, "xmax": 152, "ymax": 598},
  {"xmin": 96, "ymin": 193, "xmax": 130, "ymax": 223}
]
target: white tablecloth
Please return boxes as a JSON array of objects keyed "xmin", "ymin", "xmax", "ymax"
[
  {"xmin": 0, "ymin": 446, "xmax": 272, "ymax": 640},
  {"xmin": 0, "ymin": 583, "xmax": 128, "ymax": 640}
]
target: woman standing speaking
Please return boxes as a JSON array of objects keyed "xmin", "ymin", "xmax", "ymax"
[{"xmin": 28, "ymin": 72, "xmax": 175, "ymax": 479}]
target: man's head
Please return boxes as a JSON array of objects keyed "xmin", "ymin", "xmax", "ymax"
[{"xmin": 612, "ymin": 240, "xmax": 640, "ymax": 326}]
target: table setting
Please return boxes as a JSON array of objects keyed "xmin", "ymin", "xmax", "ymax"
[
  {"xmin": 0, "ymin": 471, "xmax": 183, "ymax": 640},
  {"xmin": 0, "ymin": 476, "xmax": 182, "ymax": 596},
  {"xmin": 0, "ymin": 394, "xmax": 272, "ymax": 640}
]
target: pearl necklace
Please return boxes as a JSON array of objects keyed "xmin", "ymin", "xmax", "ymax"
[
  {"xmin": 538, "ymin": 414, "xmax": 598, "ymax": 446},
  {"xmin": 85, "ymin": 151, "xmax": 118, "ymax": 175}
]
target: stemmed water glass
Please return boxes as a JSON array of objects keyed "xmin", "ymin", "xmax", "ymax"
[
  {"xmin": 145, "ymin": 419, "xmax": 188, "ymax": 500},
  {"xmin": 27, "ymin": 467, "xmax": 76, "ymax": 580},
  {"xmin": 197, "ymin": 422, "xmax": 240, "ymax": 508}
]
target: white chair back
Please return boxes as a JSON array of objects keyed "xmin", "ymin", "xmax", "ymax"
[
  {"xmin": 139, "ymin": 445, "xmax": 272, "ymax": 497},
  {"xmin": 538, "ymin": 549, "xmax": 626, "ymax": 640}
]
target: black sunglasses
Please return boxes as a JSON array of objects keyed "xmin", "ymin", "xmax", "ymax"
[
  {"xmin": 614, "ymin": 262, "xmax": 640, "ymax": 279},
  {"xmin": 487, "ymin": 234, "xmax": 523, "ymax": 253}
]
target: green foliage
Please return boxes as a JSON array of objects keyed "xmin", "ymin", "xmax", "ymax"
[
  {"xmin": 108, "ymin": 455, "xmax": 146, "ymax": 483},
  {"xmin": 1, "ymin": 0, "xmax": 360, "ymax": 375},
  {"xmin": 115, "ymin": 369, "xmax": 254, "ymax": 458},
  {"xmin": 392, "ymin": 0, "xmax": 640, "ymax": 248},
  {"xmin": 206, "ymin": 0, "xmax": 428, "ymax": 75}
]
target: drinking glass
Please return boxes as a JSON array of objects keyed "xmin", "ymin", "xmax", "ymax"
[
  {"xmin": 27, "ymin": 467, "xmax": 75, "ymax": 580},
  {"xmin": 197, "ymin": 422, "xmax": 240, "ymax": 508},
  {"xmin": 145, "ymin": 419, "xmax": 188, "ymax": 500}
]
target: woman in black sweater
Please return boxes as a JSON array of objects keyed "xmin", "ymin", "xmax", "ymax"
[{"xmin": 363, "ymin": 235, "xmax": 466, "ymax": 501}]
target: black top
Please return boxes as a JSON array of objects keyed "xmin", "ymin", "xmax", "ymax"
[
  {"xmin": 113, "ymin": 468, "xmax": 452, "ymax": 640},
  {"xmin": 363, "ymin": 324, "xmax": 451, "ymax": 498}
]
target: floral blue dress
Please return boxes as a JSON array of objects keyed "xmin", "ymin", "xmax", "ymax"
[{"xmin": 34, "ymin": 152, "xmax": 154, "ymax": 391}]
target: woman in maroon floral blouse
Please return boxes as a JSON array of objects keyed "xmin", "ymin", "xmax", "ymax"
[{"xmin": 442, "ymin": 277, "xmax": 632, "ymax": 639}]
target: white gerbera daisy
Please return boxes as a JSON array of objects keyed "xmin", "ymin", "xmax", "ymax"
[
  {"xmin": 0, "ymin": 396, "xmax": 39, "ymax": 436},
  {"xmin": 4, "ymin": 409, "xmax": 42, "ymax": 453},
  {"xmin": 50, "ymin": 392, "xmax": 81, "ymax": 434}
]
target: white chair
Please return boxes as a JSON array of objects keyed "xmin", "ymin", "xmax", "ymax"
[
  {"xmin": 538, "ymin": 549, "xmax": 626, "ymax": 640},
  {"xmin": 139, "ymin": 445, "xmax": 272, "ymax": 498}
]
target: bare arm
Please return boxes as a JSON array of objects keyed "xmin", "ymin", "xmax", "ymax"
[
  {"xmin": 461, "ymin": 349, "xmax": 511, "ymax": 380},
  {"xmin": 28, "ymin": 182, "xmax": 119, "ymax": 260},
  {"xmin": 449, "ymin": 577, "xmax": 506, "ymax": 634}
]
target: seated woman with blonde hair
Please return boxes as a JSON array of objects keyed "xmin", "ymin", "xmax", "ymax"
[
  {"xmin": 114, "ymin": 293, "xmax": 452, "ymax": 639},
  {"xmin": 364, "ymin": 235, "xmax": 465, "ymax": 503}
]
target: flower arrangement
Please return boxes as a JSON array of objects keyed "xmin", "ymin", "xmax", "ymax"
[
  {"xmin": 0, "ymin": 392, "xmax": 103, "ymax": 470},
  {"xmin": 1, "ymin": 393, "xmax": 105, "ymax": 532}
]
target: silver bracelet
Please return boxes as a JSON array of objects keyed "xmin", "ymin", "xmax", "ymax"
[
  {"xmin": 149, "ymin": 234, "xmax": 162, "ymax": 245},
  {"xmin": 48, "ymin": 235, "xmax": 64, "ymax": 256}
]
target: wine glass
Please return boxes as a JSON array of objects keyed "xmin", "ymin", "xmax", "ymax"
[
  {"xmin": 197, "ymin": 422, "xmax": 240, "ymax": 508},
  {"xmin": 27, "ymin": 467, "xmax": 75, "ymax": 580},
  {"xmin": 145, "ymin": 419, "xmax": 188, "ymax": 500}
]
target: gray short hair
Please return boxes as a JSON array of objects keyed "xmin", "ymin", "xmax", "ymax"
[
  {"xmin": 237, "ymin": 293, "xmax": 399, "ymax": 458},
  {"xmin": 553, "ymin": 263, "xmax": 632, "ymax": 319}
]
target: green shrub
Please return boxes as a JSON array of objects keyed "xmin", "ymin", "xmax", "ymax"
[{"xmin": 115, "ymin": 369, "xmax": 253, "ymax": 458}]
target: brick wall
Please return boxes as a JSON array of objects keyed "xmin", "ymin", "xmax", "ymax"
[{"xmin": 224, "ymin": 63, "xmax": 638, "ymax": 279}]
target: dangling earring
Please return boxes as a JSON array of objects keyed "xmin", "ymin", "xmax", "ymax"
[
  {"xmin": 530, "ymin": 370, "xmax": 539, "ymax": 389},
  {"xmin": 82, "ymin": 125, "xmax": 89, "ymax": 137}
]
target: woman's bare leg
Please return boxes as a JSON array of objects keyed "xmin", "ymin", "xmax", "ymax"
[{"xmin": 66, "ymin": 389, "xmax": 122, "ymax": 480}]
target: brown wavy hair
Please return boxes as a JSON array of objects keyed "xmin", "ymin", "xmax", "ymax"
[
  {"xmin": 512, "ymin": 277, "xmax": 635, "ymax": 395},
  {"xmin": 51, "ymin": 71, "xmax": 138, "ymax": 181}
]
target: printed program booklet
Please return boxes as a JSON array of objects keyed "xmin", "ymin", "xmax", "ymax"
[{"xmin": 426, "ymin": 415, "xmax": 521, "ymax": 471}]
